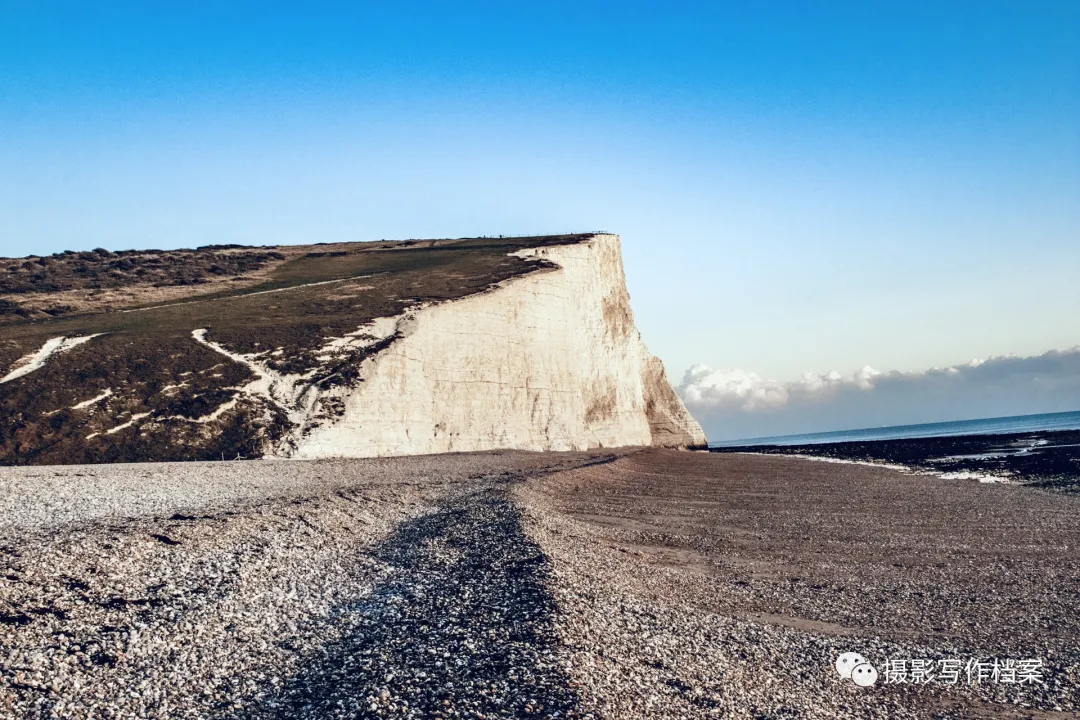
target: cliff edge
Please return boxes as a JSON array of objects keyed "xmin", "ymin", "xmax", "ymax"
[
  {"xmin": 291, "ymin": 234, "xmax": 705, "ymax": 456},
  {"xmin": 0, "ymin": 233, "xmax": 704, "ymax": 463}
]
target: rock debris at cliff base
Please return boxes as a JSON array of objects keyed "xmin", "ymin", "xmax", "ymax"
[{"xmin": 2, "ymin": 450, "xmax": 1078, "ymax": 718}]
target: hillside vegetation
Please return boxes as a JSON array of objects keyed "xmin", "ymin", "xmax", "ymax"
[{"xmin": 0, "ymin": 235, "xmax": 586, "ymax": 464}]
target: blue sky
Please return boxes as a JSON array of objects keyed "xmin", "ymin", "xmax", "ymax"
[{"xmin": 2, "ymin": 2, "xmax": 1078, "ymax": 437}]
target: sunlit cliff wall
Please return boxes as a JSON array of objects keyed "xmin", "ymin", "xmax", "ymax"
[{"xmin": 288, "ymin": 234, "xmax": 706, "ymax": 457}]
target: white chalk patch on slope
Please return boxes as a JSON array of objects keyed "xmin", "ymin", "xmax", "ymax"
[
  {"xmin": 157, "ymin": 382, "xmax": 189, "ymax": 395},
  {"xmin": 104, "ymin": 412, "xmax": 151, "ymax": 436},
  {"xmin": 71, "ymin": 388, "xmax": 113, "ymax": 410},
  {"xmin": 190, "ymin": 316, "xmax": 405, "ymax": 452},
  {"xmin": 318, "ymin": 316, "xmax": 399, "ymax": 357},
  {"xmin": 190, "ymin": 328, "xmax": 320, "ymax": 445},
  {"xmin": 164, "ymin": 398, "xmax": 241, "ymax": 425},
  {"xmin": 1, "ymin": 335, "xmax": 104, "ymax": 385},
  {"xmin": 192, "ymin": 328, "xmax": 274, "ymax": 399}
]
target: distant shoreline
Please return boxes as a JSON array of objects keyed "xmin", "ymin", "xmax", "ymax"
[
  {"xmin": 711, "ymin": 427, "xmax": 1080, "ymax": 492},
  {"xmin": 708, "ymin": 409, "xmax": 1080, "ymax": 448}
]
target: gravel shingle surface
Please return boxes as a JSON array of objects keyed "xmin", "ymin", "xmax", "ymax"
[
  {"xmin": 0, "ymin": 452, "xmax": 614, "ymax": 719},
  {"xmin": 251, "ymin": 487, "xmax": 583, "ymax": 719},
  {"xmin": 516, "ymin": 449, "xmax": 1080, "ymax": 719},
  {"xmin": 2, "ymin": 449, "xmax": 1077, "ymax": 719}
]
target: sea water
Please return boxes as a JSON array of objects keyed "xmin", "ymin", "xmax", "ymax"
[{"xmin": 709, "ymin": 410, "xmax": 1080, "ymax": 448}]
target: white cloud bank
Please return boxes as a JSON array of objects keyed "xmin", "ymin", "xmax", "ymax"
[
  {"xmin": 679, "ymin": 365, "xmax": 882, "ymax": 411},
  {"xmin": 678, "ymin": 346, "xmax": 1080, "ymax": 441}
]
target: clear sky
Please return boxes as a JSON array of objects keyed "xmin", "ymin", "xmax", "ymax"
[{"xmin": 2, "ymin": 2, "xmax": 1078, "ymax": 436}]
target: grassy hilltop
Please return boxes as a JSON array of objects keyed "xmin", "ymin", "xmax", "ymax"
[{"xmin": 0, "ymin": 235, "xmax": 589, "ymax": 464}]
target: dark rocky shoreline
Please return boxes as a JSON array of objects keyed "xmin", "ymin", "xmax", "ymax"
[{"xmin": 711, "ymin": 428, "xmax": 1080, "ymax": 491}]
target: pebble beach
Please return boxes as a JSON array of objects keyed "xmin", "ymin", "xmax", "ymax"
[{"xmin": 1, "ymin": 450, "xmax": 1077, "ymax": 718}]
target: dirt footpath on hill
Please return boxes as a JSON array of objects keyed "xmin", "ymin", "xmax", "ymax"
[{"xmin": 1, "ymin": 450, "xmax": 1077, "ymax": 719}]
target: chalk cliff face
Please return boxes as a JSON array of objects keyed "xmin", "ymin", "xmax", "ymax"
[
  {"xmin": 290, "ymin": 235, "xmax": 705, "ymax": 457},
  {"xmin": 0, "ymin": 233, "xmax": 704, "ymax": 464}
]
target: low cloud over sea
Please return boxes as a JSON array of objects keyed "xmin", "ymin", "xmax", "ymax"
[{"xmin": 679, "ymin": 346, "xmax": 1080, "ymax": 442}]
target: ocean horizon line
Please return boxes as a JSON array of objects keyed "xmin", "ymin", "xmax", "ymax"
[{"xmin": 708, "ymin": 409, "xmax": 1080, "ymax": 447}]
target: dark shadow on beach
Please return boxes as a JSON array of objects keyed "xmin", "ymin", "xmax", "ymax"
[{"xmin": 249, "ymin": 487, "xmax": 582, "ymax": 719}]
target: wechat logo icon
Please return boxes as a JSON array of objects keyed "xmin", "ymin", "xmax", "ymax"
[{"xmin": 835, "ymin": 652, "xmax": 878, "ymax": 687}]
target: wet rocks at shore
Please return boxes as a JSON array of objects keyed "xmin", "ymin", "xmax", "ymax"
[{"xmin": 712, "ymin": 428, "xmax": 1080, "ymax": 491}]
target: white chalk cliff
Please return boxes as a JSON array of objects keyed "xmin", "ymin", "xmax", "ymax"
[{"xmin": 286, "ymin": 234, "xmax": 706, "ymax": 457}]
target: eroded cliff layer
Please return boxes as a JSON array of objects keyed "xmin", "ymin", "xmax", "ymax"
[{"xmin": 0, "ymin": 234, "xmax": 704, "ymax": 464}]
